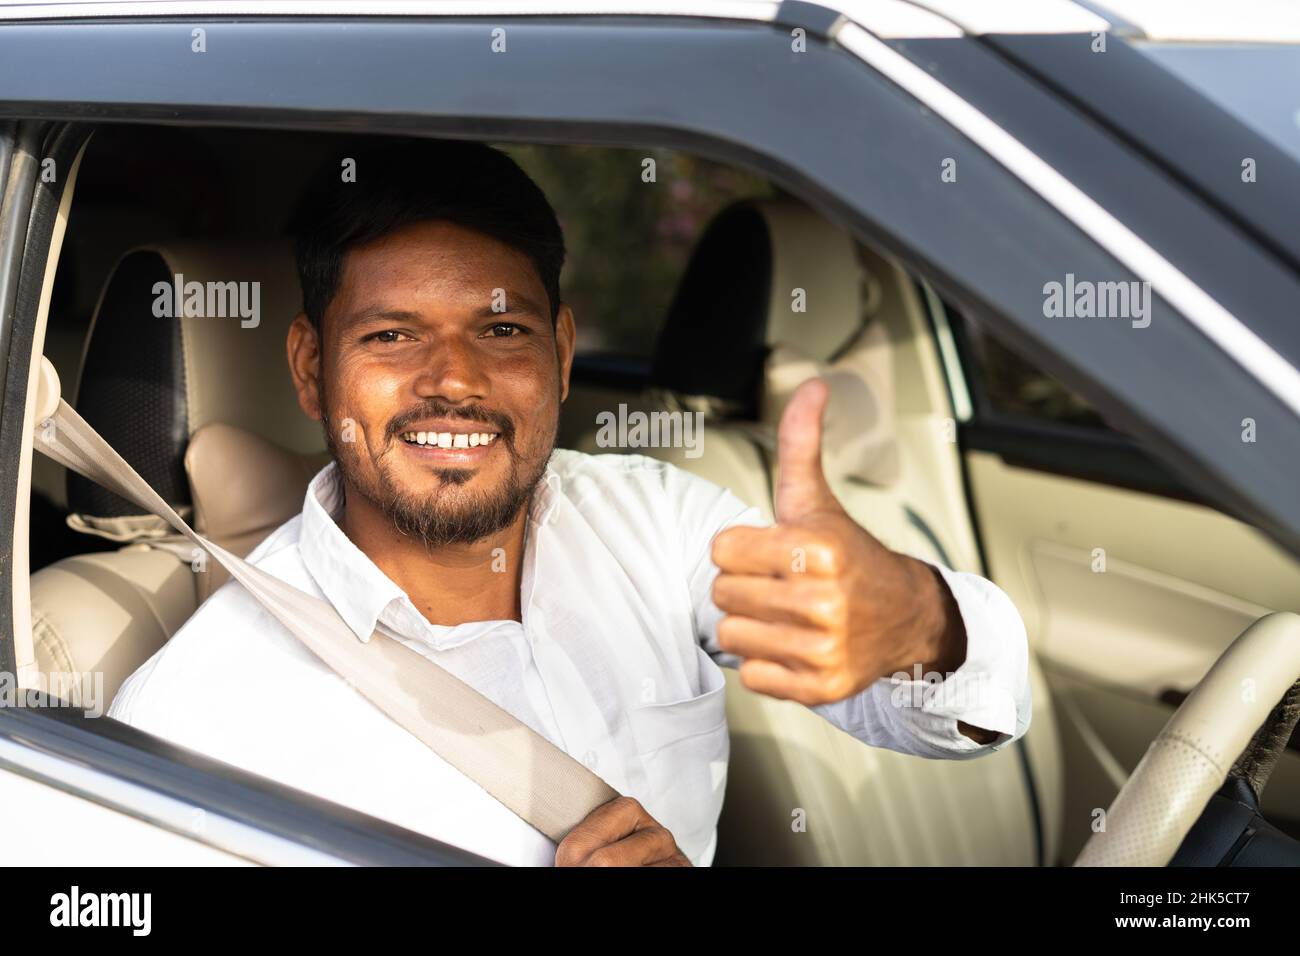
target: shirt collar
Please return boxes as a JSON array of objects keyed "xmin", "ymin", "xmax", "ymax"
[
  {"xmin": 298, "ymin": 458, "xmax": 565, "ymax": 644},
  {"xmin": 298, "ymin": 462, "xmax": 405, "ymax": 644}
]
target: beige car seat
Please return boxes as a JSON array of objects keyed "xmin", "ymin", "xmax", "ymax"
[
  {"xmin": 30, "ymin": 240, "xmax": 326, "ymax": 702},
  {"xmin": 572, "ymin": 198, "xmax": 1064, "ymax": 865}
]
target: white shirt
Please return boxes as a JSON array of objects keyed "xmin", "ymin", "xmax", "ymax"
[{"xmin": 109, "ymin": 450, "xmax": 1031, "ymax": 866}]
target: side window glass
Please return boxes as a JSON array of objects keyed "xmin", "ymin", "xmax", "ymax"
[{"xmin": 952, "ymin": 305, "xmax": 1114, "ymax": 432}]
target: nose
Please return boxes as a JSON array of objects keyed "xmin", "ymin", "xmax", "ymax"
[{"xmin": 411, "ymin": 334, "xmax": 490, "ymax": 405}]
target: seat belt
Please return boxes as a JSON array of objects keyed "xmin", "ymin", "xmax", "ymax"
[{"xmin": 31, "ymin": 358, "xmax": 617, "ymax": 845}]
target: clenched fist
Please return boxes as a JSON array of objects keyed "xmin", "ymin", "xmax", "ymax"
[{"xmin": 554, "ymin": 796, "xmax": 691, "ymax": 867}]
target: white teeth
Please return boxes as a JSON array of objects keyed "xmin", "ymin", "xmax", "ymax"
[{"xmin": 401, "ymin": 430, "xmax": 498, "ymax": 446}]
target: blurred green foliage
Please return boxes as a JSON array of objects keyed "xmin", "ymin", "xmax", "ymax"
[{"xmin": 503, "ymin": 144, "xmax": 772, "ymax": 356}]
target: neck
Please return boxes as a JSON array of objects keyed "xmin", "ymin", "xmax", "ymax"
[{"xmin": 336, "ymin": 481, "xmax": 531, "ymax": 626}]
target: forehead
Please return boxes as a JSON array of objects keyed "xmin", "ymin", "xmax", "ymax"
[{"xmin": 333, "ymin": 219, "xmax": 544, "ymax": 307}]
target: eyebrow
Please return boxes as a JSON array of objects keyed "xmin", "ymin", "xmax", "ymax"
[{"xmin": 344, "ymin": 292, "xmax": 549, "ymax": 328}]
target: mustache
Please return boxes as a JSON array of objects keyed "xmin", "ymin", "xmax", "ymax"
[{"xmin": 387, "ymin": 400, "xmax": 517, "ymax": 447}]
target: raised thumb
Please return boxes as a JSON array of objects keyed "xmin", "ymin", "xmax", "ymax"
[{"xmin": 775, "ymin": 377, "xmax": 838, "ymax": 523}]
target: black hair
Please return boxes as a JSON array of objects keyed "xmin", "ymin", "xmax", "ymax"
[{"xmin": 289, "ymin": 137, "xmax": 565, "ymax": 332}]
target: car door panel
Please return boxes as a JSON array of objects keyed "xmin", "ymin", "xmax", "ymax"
[{"xmin": 964, "ymin": 449, "xmax": 1300, "ymax": 858}]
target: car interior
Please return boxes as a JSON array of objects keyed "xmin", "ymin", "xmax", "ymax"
[{"xmin": 21, "ymin": 125, "xmax": 1300, "ymax": 866}]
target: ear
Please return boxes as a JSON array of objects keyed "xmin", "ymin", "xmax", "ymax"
[
  {"xmin": 555, "ymin": 302, "xmax": 577, "ymax": 403},
  {"xmin": 286, "ymin": 312, "xmax": 324, "ymax": 421}
]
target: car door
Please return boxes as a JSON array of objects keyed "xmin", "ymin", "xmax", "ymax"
[{"xmin": 944, "ymin": 301, "xmax": 1300, "ymax": 861}]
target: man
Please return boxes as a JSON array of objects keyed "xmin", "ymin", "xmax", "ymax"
[{"xmin": 109, "ymin": 139, "xmax": 1031, "ymax": 867}]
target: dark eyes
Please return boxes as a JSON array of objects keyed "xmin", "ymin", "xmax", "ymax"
[{"xmin": 363, "ymin": 323, "xmax": 528, "ymax": 344}]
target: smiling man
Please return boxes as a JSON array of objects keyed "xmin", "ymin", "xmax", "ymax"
[{"xmin": 109, "ymin": 139, "xmax": 1031, "ymax": 867}]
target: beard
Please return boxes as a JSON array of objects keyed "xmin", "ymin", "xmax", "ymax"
[{"xmin": 322, "ymin": 396, "xmax": 553, "ymax": 549}]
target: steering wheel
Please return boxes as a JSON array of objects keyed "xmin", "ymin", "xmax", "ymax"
[{"xmin": 1075, "ymin": 611, "xmax": 1300, "ymax": 866}]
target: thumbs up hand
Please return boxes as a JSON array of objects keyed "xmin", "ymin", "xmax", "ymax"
[{"xmin": 710, "ymin": 378, "xmax": 967, "ymax": 708}]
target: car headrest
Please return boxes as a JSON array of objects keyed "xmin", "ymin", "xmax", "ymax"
[
  {"xmin": 67, "ymin": 239, "xmax": 324, "ymax": 526},
  {"xmin": 184, "ymin": 422, "xmax": 332, "ymax": 600},
  {"xmin": 761, "ymin": 320, "xmax": 900, "ymax": 486},
  {"xmin": 649, "ymin": 197, "xmax": 868, "ymax": 418}
]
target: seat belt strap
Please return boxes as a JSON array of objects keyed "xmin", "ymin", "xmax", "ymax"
[{"xmin": 33, "ymin": 383, "xmax": 617, "ymax": 845}]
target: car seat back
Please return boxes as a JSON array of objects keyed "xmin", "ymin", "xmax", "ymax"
[{"xmin": 32, "ymin": 240, "xmax": 325, "ymax": 702}]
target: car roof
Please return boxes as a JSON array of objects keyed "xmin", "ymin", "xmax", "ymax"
[
  {"xmin": 0, "ymin": 0, "xmax": 1087, "ymax": 38},
  {"xmin": 3, "ymin": 0, "xmax": 1299, "ymax": 41}
]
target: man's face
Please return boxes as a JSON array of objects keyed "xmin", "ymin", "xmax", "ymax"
[{"xmin": 288, "ymin": 219, "xmax": 575, "ymax": 547}]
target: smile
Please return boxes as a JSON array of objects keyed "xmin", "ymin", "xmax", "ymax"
[{"xmin": 400, "ymin": 430, "xmax": 499, "ymax": 448}]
